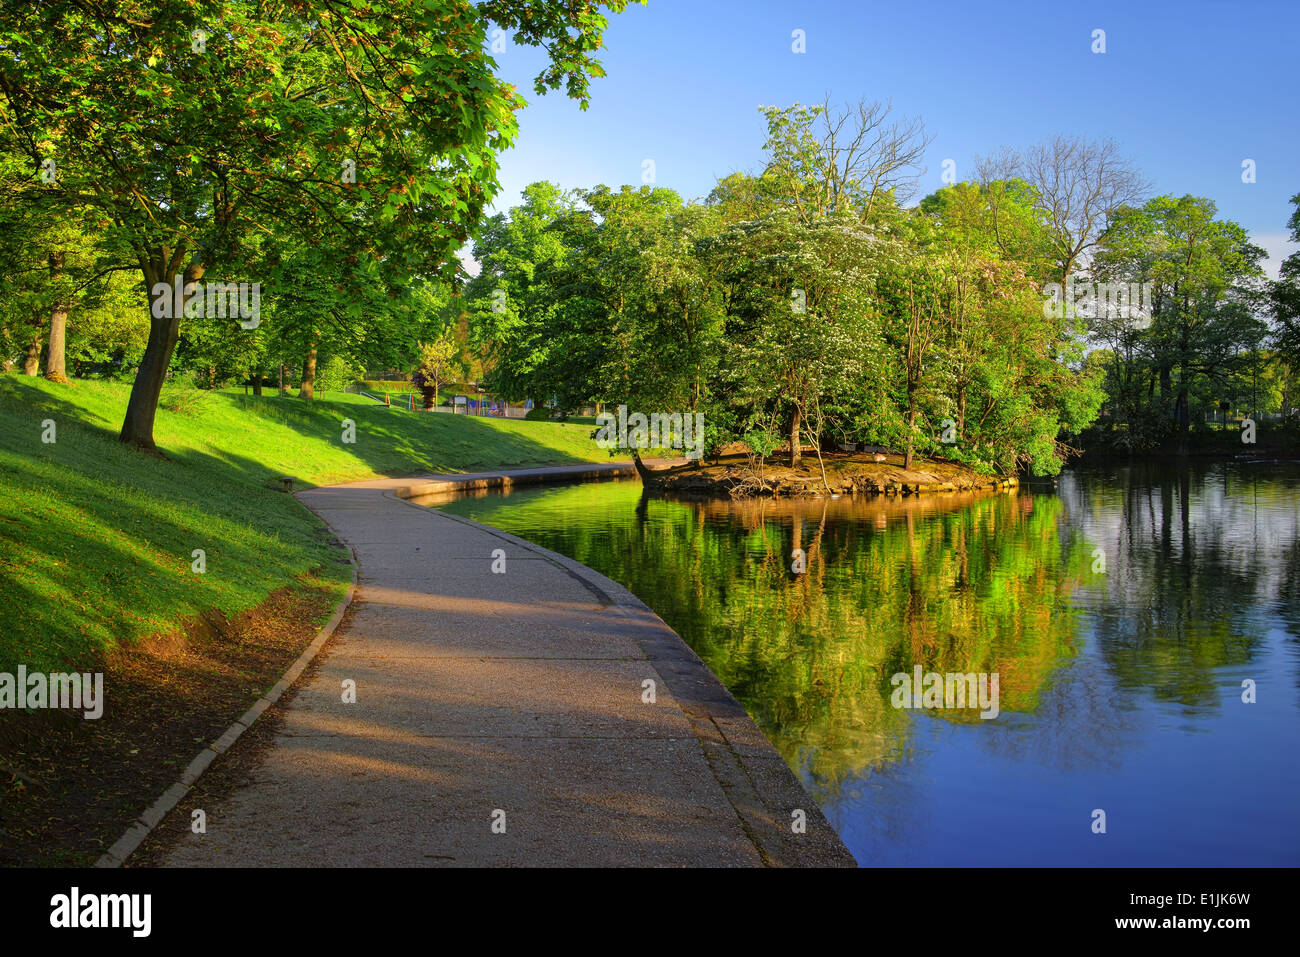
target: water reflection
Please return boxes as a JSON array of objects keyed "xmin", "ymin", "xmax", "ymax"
[{"xmin": 433, "ymin": 462, "xmax": 1300, "ymax": 865}]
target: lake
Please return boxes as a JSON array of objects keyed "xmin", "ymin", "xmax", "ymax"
[{"xmin": 433, "ymin": 462, "xmax": 1300, "ymax": 866}]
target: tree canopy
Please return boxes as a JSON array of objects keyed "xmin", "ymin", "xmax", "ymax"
[{"xmin": 1, "ymin": 0, "xmax": 637, "ymax": 448}]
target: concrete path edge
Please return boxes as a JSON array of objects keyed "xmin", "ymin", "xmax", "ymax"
[{"xmin": 393, "ymin": 461, "xmax": 636, "ymax": 502}]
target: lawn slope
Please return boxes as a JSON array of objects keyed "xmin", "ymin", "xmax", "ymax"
[{"xmin": 0, "ymin": 376, "xmax": 607, "ymax": 673}]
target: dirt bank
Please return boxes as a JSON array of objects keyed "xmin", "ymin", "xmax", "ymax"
[{"xmin": 644, "ymin": 451, "xmax": 1018, "ymax": 498}]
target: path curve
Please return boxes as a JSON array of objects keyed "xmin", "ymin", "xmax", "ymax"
[{"xmin": 158, "ymin": 465, "xmax": 855, "ymax": 867}]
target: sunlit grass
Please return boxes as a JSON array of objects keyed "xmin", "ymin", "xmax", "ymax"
[{"xmin": 0, "ymin": 375, "xmax": 607, "ymax": 672}]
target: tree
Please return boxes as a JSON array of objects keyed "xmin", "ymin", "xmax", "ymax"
[
  {"xmin": 411, "ymin": 337, "xmax": 459, "ymax": 411},
  {"xmin": 703, "ymin": 209, "xmax": 885, "ymax": 467},
  {"xmin": 759, "ymin": 97, "xmax": 932, "ymax": 224},
  {"xmin": 919, "ymin": 178, "xmax": 1056, "ymax": 283},
  {"xmin": 877, "ymin": 251, "xmax": 951, "ymax": 470},
  {"xmin": 461, "ymin": 112, "xmax": 1109, "ymax": 478},
  {"xmin": 1, "ymin": 0, "xmax": 637, "ymax": 451},
  {"xmin": 979, "ymin": 135, "xmax": 1147, "ymax": 290},
  {"xmin": 472, "ymin": 182, "xmax": 727, "ymax": 431},
  {"xmin": 252, "ymin": 233, "xmax": 426, "ymax": 402},
  {"xmin": 0, "ymin": 144, "xmax": 135, "ymax": 381},
  {"xmin": 65, "ymin": 268, "xmax": 149, "ymax": 377},
  {"xmin": 566, "ymin": 185, "xmax": 723, "ymax": 420},
  {"xmin": 1092, "ymin": 195, "xmax": 1268, "ymax": 443},
  {"xmin": 466, "ymin": 181, "xmax": 579, "ymax": 400},
  {"xmin": 1271, "ymin": 192, "xmax": 1300, "ymax": 371}
]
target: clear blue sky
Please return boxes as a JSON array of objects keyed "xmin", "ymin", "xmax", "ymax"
[{"xmin": 484, "ymin": 0, "xmax": 1298, "ymax": 275}]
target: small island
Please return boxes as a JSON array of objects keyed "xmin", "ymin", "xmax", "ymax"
[{"xmin": 635, "ymin": 449, "xmax": 1019, "ymax": 498}]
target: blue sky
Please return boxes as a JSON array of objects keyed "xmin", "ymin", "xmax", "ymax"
[{"xmin": 483, "ymin": 0, "xmax": 1298, "ymax": 275}]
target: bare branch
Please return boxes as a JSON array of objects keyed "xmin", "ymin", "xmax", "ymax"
[
  {"xmin": 820, "ymin": 96, "xmax": 933, "ymax": 219},
  {"xmin": 1011, "ymin": 135, "xmax": 1149, "ymax": 283}
]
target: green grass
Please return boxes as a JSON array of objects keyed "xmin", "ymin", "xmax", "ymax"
[{"xmin": 0, "ymin": 375, "xmax": 610, "ymax": 673}]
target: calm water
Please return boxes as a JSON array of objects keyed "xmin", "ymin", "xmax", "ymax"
[{"xmin": 433, "ymin": 463, "xmax": 1300, "ymax": 866}]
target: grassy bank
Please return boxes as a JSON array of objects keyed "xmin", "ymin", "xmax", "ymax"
[{"xmin": 0, "ymin": 375, "xmax": 608, "ymax": 674}]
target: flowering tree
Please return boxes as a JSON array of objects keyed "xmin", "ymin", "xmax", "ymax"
[{"xmin": 411, "ymin": 339, "xmax": 459, "ymax": 411}]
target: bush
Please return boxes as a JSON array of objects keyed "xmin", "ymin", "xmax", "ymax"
[
  {"xmin": 316, "ymin": 355, "xmax": 359, "ymax": 393},
  {"xmin": 158, "ymin": 383, "xmax": 214, "ymax": 416},
  {"xmin": 524, "ymin": 406, "xmax": 552, "ymax": 421}
]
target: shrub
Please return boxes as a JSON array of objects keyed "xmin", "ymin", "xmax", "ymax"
[
  {"xmin": 316, "ymin": 355, "xmax": 359, "ymax": 393},
  {"xmin": 158, "ymin": 383, "xmax": 214, "ymax": 416}
]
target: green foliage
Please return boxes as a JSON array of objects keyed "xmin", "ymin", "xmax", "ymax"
[
  {"xmin": 412, "ymin": 337, "xmax": 460, "ymax": 392},
  {"xmin": 1271, "ymin": 192, "xmax": 1300, "ymax": 377},
  {"xmin": 470, "ymin": 182, "xmax": 727, "ymax": 420},
  {"xmin": 315, "ymin": 354, "xmax": 360, "ymax": 394},
  {"xmin": 0, "ymin": 0, "xmax": 639, "ymax": 447},
  {"xmin": 1087, "ymin": 194, "xmax": 1270, "ymax": 444},
  {"xmin": 742, "ymin": 428, "xmax": 780, "ymax": 459},
  {"xmin": 158, "ymin": 381, "xmax": 216, "ymax": 416},
  {"xmin": 474, "ymin": 168, "xmax": 1108, "ymax": 476}
]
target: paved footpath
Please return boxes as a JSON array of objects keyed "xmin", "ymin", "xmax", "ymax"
[{"xmin": 160, "ymin": 465, "xmax": 854, "ymax": 867}]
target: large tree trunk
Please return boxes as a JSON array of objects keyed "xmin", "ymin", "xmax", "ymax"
[
  {"xmin": 23, "ymin": 325, "xmax": 42, "ymax": 375},
  {"xmin": 44, "ymin": 252, "xmax": 69, "ymax": 384},
  {"xmin": 299, "ymin": 345, "xmax": 317, "ymax": 400},
  {"xmin": 120, "ymin": 258, "xmax": 203, "ymax": 451},
  {"xmin": 120, "ymin": 311, "xmax": 181, "ymax": 449},
  {"xmin": 251, "ymin": 372, "xmax": 263, "ymax": 396},
  {"xmin": 120, "ymin": 311, "xmax": 183, "ymax": 449},
  {"xmin": 45, "ymin": 302, "xmax": 68, "ymax": 382},
  {"xmin": 789, "ymin": 402, "xmax": 802, "ymax": 468}
]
